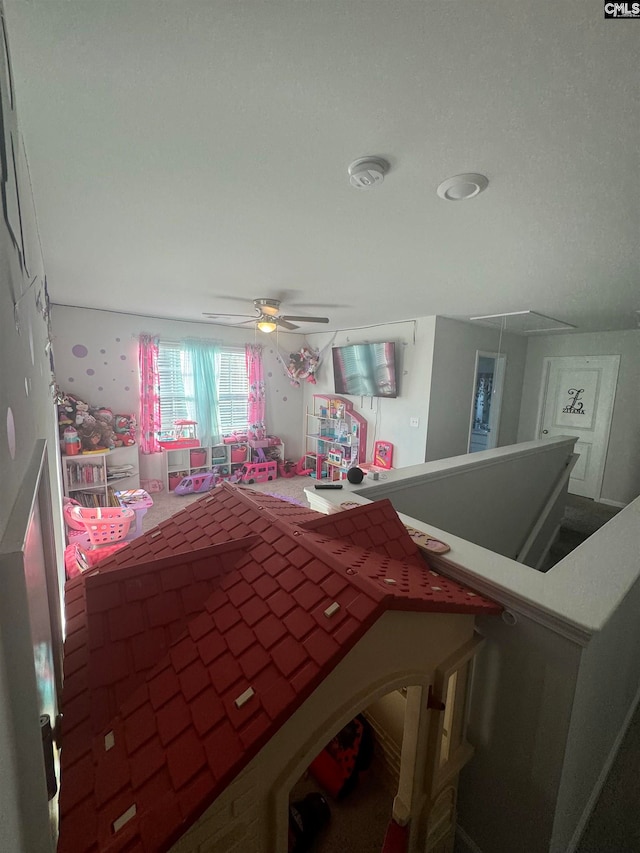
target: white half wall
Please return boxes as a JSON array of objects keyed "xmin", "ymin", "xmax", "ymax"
[
  {"xmin": 356, "ymin": 438, "xmax": 575, "ymax": 560},
  {"xmin": 517, "ymin": 330, "xmax": 640, "ymax": 505}
]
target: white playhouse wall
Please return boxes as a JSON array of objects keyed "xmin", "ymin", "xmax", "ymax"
[{"xmin": 169, "ymin": 610, "xmax": 477, "ymax": 853}]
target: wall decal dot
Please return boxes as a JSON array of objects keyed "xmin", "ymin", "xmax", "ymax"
[
  {"xmin": 72, "ymin": 344, "xmax": 88, "ymax": 358},
  {"xmin": 104, "ymin": 362, "xmax": 108, "ymax": 365},
  {"xmin": 86, "ymin": 369, "xmax": 95, "ymax": 376},
  {"xmin": 267, "ymin": 371, "xmax": 272, "ymax": 377},
  {"xmin": 282, "ymin": 396, "xmax": 288, "ymax": 402},
  {"xmin": 115, "ymin": 337, "xmax": 121, "ymax": 342},
  {"xmin": 68, "ymin": 377, "xmax": 75, "ymax": 382},
  {"xmin": 100, "ymin": 349, "xmax": 106, "ymax": 354},
  {"xmin": 120, "ymin": 355, "xmax": 126, "ymax": 361},
  {"xmin": 98, "ymin": 386, "xmax": 103, "ymax": 391},
  {"xmin": 124, "ymin": 386, "xmax": 130, "ymax": 391},
  {"xmin": 7, "ymin": 407, "xmax": 16, "ymax": 458}
]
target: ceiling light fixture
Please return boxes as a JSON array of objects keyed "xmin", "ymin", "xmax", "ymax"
[
  {"xmin": 348, "ymin": 157, "xmax": 389, "ymax": 189},
  {"xmin": 256, "ymin": 318, "xmax": 277, "ymax": 334},
  {"xmin": 437, "ymin": 173, "xmax": 488, "ymax": 201}
]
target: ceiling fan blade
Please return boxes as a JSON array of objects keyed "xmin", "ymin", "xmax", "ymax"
[
  {"xmin": 275, "ymin": 317, "xmax": 299, "ymax": 330},
  {"xmin": 202, "ymin": 312, "xmax": 256, "ymax": 319},
  {"xmin": 281, "ymin": 315, "xmax": 330, "ymax": 324}
]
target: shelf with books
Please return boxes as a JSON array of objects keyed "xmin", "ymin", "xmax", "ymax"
[{"xmin": 61, "ymin": 446, "xmax": 140, "ymax": 505}]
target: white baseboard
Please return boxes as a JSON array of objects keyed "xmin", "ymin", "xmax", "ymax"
[
  {"xmin": 565, "ymin": 680, "xmax": 640, "ymax": 852},
  {"xmin": 597, "ymin": 498, "xmax": 626, "ymax": 509},
  {"xmin": 455, "ymin": 825, "xmax": 484, "ymax": 853}
]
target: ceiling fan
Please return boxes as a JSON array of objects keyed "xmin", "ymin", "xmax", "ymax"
[{"xmin": 203, "ymin": 298, "xmax": 330, "ymax": 333}]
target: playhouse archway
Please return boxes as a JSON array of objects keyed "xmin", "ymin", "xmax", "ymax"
[{"xmin": 272, "ymin": 670, "xmax": 433, "ymax": 853}]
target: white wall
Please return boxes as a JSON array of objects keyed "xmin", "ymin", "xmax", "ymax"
[
  {"xmin": 0, "ymin": 3, "xmax": 62, "ymax": 846},
  {"xmin": 551, "ymin": 535, "xmax": 640, "ymax": 852},
  {"xmin": 517, "ymin": 330, "xmax": 640, "ymax": 505},
  {"xmin": 50, "ymin": 305, "xmax": 308, "ymax": 480},
  {"xmin": 458, "ymin": 612, "xmax": 581, "ymax": 853},
  {"xmin": 306, "ymin": 317, "xmax": 437, "ymax": 468},
  {"xmin": 426, "ymin": 317, "xmax": 528, "ymax": 462},
  {"xmin": 359, "ymin": 438, "xmax": 575, "ymax": 560}
]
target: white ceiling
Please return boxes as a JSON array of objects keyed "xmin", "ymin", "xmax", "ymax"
[{"xmin": 5, "ymin": 0, "xmax": 639, "ymax": 335}]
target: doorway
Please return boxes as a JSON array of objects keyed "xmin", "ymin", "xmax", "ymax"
[
  {"xmin": 536, "ymin": 355, "xmax": 620, "ymax": 499},
  {"xmin": 467, "ymin": 351, "xmax": 506, "ymax": 453}
]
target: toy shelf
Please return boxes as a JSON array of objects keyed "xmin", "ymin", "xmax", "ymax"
[
  {"xmin": 163, "ymin": 439, "xmax": 284, "ymax": 491},
  {"xmin": 61, "ymin": 446, "xmax": 140, "ymax": 505},
  {"xmin": 304, "ymin": 395, "xmax": 367, "ymax": 481}
]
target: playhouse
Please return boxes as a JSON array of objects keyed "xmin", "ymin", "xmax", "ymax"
[{"xmin": 57, "ymin": 483, "xmax": 500, "ymax": 853}]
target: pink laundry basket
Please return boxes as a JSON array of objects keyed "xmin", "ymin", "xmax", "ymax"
[{"xmin": 68, "ymin": 505, "xmax": 134, "ymax": 546}]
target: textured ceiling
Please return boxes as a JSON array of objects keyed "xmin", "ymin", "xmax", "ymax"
[{"xmin": 4, "ymin": 0, "xmax": 639, "ymax": 335}]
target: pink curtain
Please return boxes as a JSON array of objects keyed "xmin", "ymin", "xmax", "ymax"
[
  {"xmin": 245, "ymin": 343, "xmax": 266, "ymax": 435},
  {"xmin": 138, "ymin": 334, "xmax": 161, "ymax": 454}
]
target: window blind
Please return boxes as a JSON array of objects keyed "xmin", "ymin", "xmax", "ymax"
[
  {"xmin": 157, "ymin": 342, "xmax": 248, "ymax": 437},
  {"xmin": 217, "ymin": 349, "xmax": 249, "ymax": 434}
]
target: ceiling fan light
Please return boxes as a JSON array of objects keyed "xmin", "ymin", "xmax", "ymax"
[{"xmin": 256, "ymin": 319, "xmax": 277, "ymax": 333}]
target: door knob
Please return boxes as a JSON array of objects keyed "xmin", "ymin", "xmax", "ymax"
[{"xmin": 542, "ymin": 429, "xmax": 549, "ymax": 434}]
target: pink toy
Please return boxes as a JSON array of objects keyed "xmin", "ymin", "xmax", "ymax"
[
  {"xmin": 67, "ymin": 505, "xmax": 134, "ymax": 545},
  {"xmin": 174, "ymin": 469, "xmax": 221, "ymax": 495},
  {"xmin": 235, "ymin": 459, "xmax": 277, "ymax": 484},
  {"xmin": 158, "ymin": 419, "xmax": 199, "ymax": 449},
  {"xmin": 374, "ymin": 440, "xmax": 393, "ymax": 469},
  {"xmin": 64, "ymin": 541, "xmax": 128, "ymax": 579}
]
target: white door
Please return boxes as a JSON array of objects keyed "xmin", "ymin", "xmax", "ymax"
[{"xmin": 537, "ymin": 355, "xmax": 620, "ymax": 499}]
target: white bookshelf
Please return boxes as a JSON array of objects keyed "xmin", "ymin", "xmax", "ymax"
[{"xmin": 61, "ymin": 446, "xmax": 140, "ymax": 504}]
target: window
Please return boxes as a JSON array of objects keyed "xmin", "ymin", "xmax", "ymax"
[
  {"xmin": 157, "ymin": 342, "xmax": 248, "ymax": 437},
  {"xmin": 216, "ymin": 349, "xmax": 249, "ymax": 434}
]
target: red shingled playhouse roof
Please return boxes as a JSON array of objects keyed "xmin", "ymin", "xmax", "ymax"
[{"xmin": 58, "ymin": 483, "xmax": 500, "ymax": 853}]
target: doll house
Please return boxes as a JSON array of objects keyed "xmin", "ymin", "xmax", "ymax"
[{"xmin": 57, "ymin": 483, "xmax": 500, "ymax": 853}]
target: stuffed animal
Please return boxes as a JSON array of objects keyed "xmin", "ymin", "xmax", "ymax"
[
  {"xmin": 286, "ymin": 346, "xmax": 320, "ymax": 387},
  {"xmin": 114, "ymin": 413, "xmax": 136, "ymax": 446}
]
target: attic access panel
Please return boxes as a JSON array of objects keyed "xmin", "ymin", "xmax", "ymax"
[{"xmin": 468, "ymin": 311, "xmax": 576, "ymax": 334}]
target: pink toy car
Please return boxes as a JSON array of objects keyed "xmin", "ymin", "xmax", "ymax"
[{"xmin": 235, "ymin": 460, "xmax": 277, "ymax": 484}]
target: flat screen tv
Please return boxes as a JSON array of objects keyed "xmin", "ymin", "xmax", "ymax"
[{"xmin": 332, "ymin": 342, "xmax": 398, "ymax": 398}]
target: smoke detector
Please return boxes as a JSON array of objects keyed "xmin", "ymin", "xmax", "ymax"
[
  {"xmin": 437, "ymin": 173, "xmax": 488, "ymax": 201},
  {"xmin": 348, "ymin": 157, "xmax": 389, "ymax": 189}
]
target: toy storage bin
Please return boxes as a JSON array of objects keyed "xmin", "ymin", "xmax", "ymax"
[
  {"xmin": 69, "ymin": 505, "xmax": 134, "ymax": 545},
  {"xmin": 168, "ymin": 472, "xmax": 185, "ymax": 491},
  {"xmin": 231, "ymin": 445, "xmax": 248, "ymax": 463},
  {"xmin": 190, "ymin": 449, "xmax": 207, "ymax": 467}
]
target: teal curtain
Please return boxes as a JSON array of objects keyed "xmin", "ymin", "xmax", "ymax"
[{"xmin": 183, "ymin": 338, "xmax": 221, "ymax": 447}]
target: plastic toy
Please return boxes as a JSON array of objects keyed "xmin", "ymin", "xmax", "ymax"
[
  {"xmin": 114, "ymin": 413, "xmax": 137, "ymax": 446},
  {"xmin": 173, "ymin": 469, "xmax": 221, "ymax": 495},
  {"xmin": 374, "ymin": 440, "xmax": 393, "ymax": 469},
  {"xmin": 67, "ymin": 505, "xmax": 135, "ymax": 545},
  {"xmin": 158, "ymin": 419, "xmax": 199, "ymax": 449},
  {"xmin": 234, "ymin": 459, "xmax": 277, "ymax": 484},
  {"xmin": 64, "ymin": 540, "xmax": 128, "ymax": 579}
]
